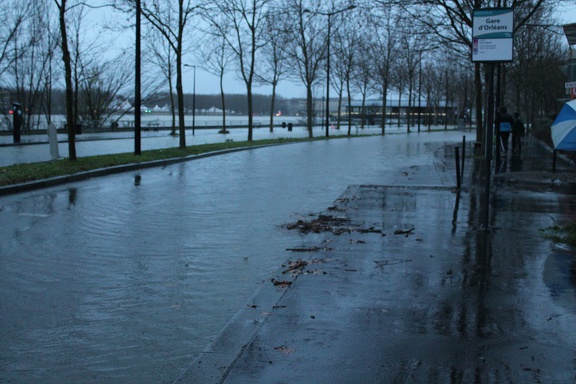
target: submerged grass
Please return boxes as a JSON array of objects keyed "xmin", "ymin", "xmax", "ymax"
[
  {"xmin": 0, "ymin": 136, "xmax": 351, "ymax": 187},
  {"xmin": 544, "ymin": 223, "xmax": 576, "ymax": 249}
]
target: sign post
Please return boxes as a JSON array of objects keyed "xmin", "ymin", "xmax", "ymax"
[{"xmin": 472, "ymin": 8, "xmax": 514, "ymax": 228}]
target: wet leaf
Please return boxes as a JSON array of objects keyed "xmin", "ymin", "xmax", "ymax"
[
  {"xmin": 271, "ymin": 279, "xmax": 292, "ymax": 286},
  {"xmin": 393, "ymin": 228, "xmax": 415, "ymax": 237},
  {"xmin": 274, "ymin": 345, "xmax": 295, "ymax": 355},
  {"xmin": 374, "ymin": 259, "xmax": 413, "ymax": 268}
]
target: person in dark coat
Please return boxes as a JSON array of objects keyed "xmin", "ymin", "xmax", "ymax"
[
  {"xmin": 512, "ymin": 112, "xmax": 525, "ymax": 153},
  {"xmin": 499, "ymin": 107, "xmax": 514, "ymax": 152}
]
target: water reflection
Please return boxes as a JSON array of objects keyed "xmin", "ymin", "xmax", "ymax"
[{"xmin": 68, "ymin": 188, "xmax": 78, "ymax": 208}]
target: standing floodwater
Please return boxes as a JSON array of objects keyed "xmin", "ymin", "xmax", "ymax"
[{"xmin": 0, "ymin": 131, "xmax": 500, "ymax": 382}]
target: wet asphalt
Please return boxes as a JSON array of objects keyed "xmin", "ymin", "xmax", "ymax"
[
  {"xmin": 177, "ymin": 136, "xmax": 576, "ymax": 383},
  {"xmin": 2, "ymin": 130, "xmax": 576, "ymax": 383}
]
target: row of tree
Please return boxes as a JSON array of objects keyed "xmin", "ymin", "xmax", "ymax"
[{"xmin": 0, "ymin": 0, "xmax": 570, "ymax": 160}]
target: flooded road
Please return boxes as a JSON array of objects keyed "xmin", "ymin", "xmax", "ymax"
[{"xmin": 1, "ymin": 131, "xmax": 575, "ymax": 382}]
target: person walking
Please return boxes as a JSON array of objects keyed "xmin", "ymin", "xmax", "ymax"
[
  {"xmin": 499, "ymin": 107, "xmax": 514, "ymax": 153},
  {"xmin": 512, "ymin": 111, "xmax": 525, "ymax": 154}
]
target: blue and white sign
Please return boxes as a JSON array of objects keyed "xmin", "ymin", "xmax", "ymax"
[{"xmin": 472, "ymin": 8, "xmax": 514, "ymax": 62}]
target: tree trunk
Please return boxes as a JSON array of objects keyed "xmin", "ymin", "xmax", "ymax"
[
  {"xmin": 176, "ymin": 3, "xmax": 186, "ymax": 148},
  {"xmin": 381, "ymin": 84, "xmax": 387, "ymax": 135},
  {"xmin": 269, "ymin": 83, "xmax": 276, "ymax": 133},
  {"xmin": 169, "ymin": 69, "xmax": 176, "ymax": 135},
  {"xmin": 58, "ymin": 0, "xmax": 76, "ymax": 160},
  {"xmin": 247, "ymin": 85, "xmax": 253, "ymax": 141},
  {"xmin": 347, "ymin": 79, "xmax": 352, "ymax": 136},
  {"xmin": 306, "ymin": 85, "xmax": 314, "ymax": 138},
  {"xmin": 220, "ymin": 74, "xmax": 227, "ymax": 133},
  {"xmin": 336, "ymin": 88, "xmax": 342, "ymax": 131}
]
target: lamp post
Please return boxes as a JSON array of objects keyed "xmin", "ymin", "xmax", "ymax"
[
  {"xmin": 184, "ymin": 64, "xmax": 196, "ymax": 135},
  {"xmin": 134, "ymin": 0, "xmax": 141, "ymax": 155},
  {"xmin": 304, "ymin": 5, "xmax": 356, "ymax": 137},
  {"xmin": 418, "ymin": 50, "xmax": 422, "ymax": 132}
]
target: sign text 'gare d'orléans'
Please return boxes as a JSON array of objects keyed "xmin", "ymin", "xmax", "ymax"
[{"xmin": 472, "ymin": 8, "xmax": 514, "ymax": 62}]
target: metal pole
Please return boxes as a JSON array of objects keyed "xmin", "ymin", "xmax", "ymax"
[
  {"xmin": 455, "ymin": 146, "xmax": 461, "ymax": 189},
  {"xmin": 193, "ymin": 65, "xmax": 196, "ymax": 135},
  {"xmin": 418, "ymin": 50, "xmax": 422, "ymax": 132},
  {"xmin": 134, "ymin": 0, "xmax": 141, "ymax": 155},
  {"xmin": 461, "ymin": 135, "xmax": 466, "ymax": 180},
  {"xmin": 495, "ymin": 63, "xmax": 501, "ymax": 164},
  {"xmin": 483, "ymin": 63, "xmax": 495, "ymax": 229},
  {"xmin": 12, "ymin": 102, "xmax": 21, "ymax": 144},
  {"xmin": 325, "ymin": 14, "xmax": 331, "ymax": 138}
]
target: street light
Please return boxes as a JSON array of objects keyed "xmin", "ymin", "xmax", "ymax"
[
  {"xmin": 135, "ymin": 0, "xmax": 142, "ymax": 155},
  {"xmin": 304, "ymin": 4, "xmax": 356, "ymax": 137},
  {"xmin": 184, "ymin": 64, "xmax": 196, "ymax": 135}
]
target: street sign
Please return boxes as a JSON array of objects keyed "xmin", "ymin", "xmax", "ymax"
[{"xmin": 472, "ymin": 8, "xmax": 514, "ymax": 62}]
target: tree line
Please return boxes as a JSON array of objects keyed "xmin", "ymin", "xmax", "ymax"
[{"xmin": 0, "ymin": 0, "xmax": 569, "ymax": 160}]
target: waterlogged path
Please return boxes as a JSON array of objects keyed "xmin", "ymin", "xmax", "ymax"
[{"xmin": 1, "ymin": 131, "xmax": 468, "ymax": 382}]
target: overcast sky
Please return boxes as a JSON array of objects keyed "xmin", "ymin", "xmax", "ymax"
[{"xmin": 86, "ymin": 2, "xmax": 576, "ymax": 99}]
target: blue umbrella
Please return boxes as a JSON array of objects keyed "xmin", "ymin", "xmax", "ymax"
[{"xmin": 551, "ymin": 99, "xmax": 576, "ymax": 150}]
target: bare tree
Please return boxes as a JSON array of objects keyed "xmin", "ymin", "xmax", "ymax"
[
  {"xmin": 256, "ymin": 11, "xmax": 290, "ymax": 132},
  {"xmin": 0, "ymin": 2, "xmax": 31, "ymax": 80},
  {"xmin": 398, "ymin": 30, "xmax": 424, "ymax": 133},
  {"xmin": 352, "ymin": 39, "xmax": 373, "ymax": 129},
  {"xmin": 7, "ymin": 1, "xmax": 60, "ymax": 132},
  {"xmin": 145, "ymin": 27, "xmax": 178, "ymax": 134},
  {"xmin": 508, "ymin": 5, "xmax": 566, "ymax": 124},
  {"xmin": 54, "ymin": 0, "xmax": 77, "ymax": 160},
  {"xmin": 281, "ymin": 0, "xmax": 328, "ymax": 137},
  {"xmin": 367, "ymin": 6, "xmax": 399, "ymax": 134},
  {"xmin": 331, "ymin": 8, "xmax": 363, "ymax": 134},
  {"xmin": 208, "ymin": 0, "xmax": 272, "ymax": 141},
  {"xmin": 77, "ymin": 56, "xmax": 134, "ymax": 129},
  {"xmin": 194, "ymin": 23, "xmax": 234, "ymax": 134},
  {"xmin": 397, "ymin": 0, "xmax": 547, "ymax": 147},
  {"xmin": 116, "ymin": 0, "xmax": 203, "ymax": 148}
]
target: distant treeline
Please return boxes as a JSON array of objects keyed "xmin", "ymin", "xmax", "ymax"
[
  {"xmin": 0, "ymin": 88, "xmax": 301, "ymax": 116},
  {"xmin": 145, "ymin": 92, "xmax": 301, "ymax": 115}
]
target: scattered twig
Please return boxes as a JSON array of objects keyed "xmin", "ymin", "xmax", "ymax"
[
  {"xmin": 374, "ymin": 259, "xmax": 413, "ymax": 268},
  {"xmin": 393, "ymin": 228, "xmax": 415, "ymax": 237},
  {"xmin": 271, "ymin": 279, "xmax": 292, "ymax": 286},
  {"xmin": 286, "ymin": 246, "xmax": 332, "ymax": 252}
]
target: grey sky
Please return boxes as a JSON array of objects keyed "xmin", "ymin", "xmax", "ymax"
[{"xmin": 86, "ymin": 1, "xmax": 575, "ymax": 98}]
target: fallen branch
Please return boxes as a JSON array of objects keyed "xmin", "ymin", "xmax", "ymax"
[
  {"xmin": 374, "ymin": 259, "xmax": 413, "ymax": 268},
  {"xmin": 393, "ymin": 228, "xmax": 415, "ymax": 237}
]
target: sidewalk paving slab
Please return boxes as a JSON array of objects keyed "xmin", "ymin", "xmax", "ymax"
[{"xmin": 176, "ymin": 135, "xmax": 576, "ymax": 384}]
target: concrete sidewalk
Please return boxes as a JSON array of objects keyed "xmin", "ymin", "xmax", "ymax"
[{"xmin": 176, "ymin": 136, "xmax": 576, "ymax": 383}]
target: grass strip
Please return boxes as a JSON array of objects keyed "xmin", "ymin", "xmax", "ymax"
[
  {"xmin": 0, "ymin": 136, "xmax": 350, "ymax": 187},
  {"xmin": 544, "ymin": 223, "xmax": 576, "ymax": 248}
]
